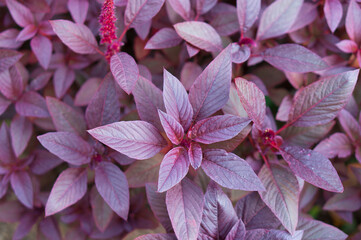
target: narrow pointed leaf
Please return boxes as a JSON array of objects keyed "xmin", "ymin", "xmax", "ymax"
[
  {"xmin": 168, "ymin": 0, "xmax": 191, "ymax": 20},
  {"xmin": 15, "ymin": 91, "xmax": 49, "ymax": 118},
  {"xmin": 237, "ymin": 0, "xmax": 261, "ymax": 34},
  {"xmin": 124, "ymin": 0, "xmax": 165, "ymax": 27},
  {"xmin": 196, "ymin": 0, "xmax": 217, "ymax": 15},
  {"xmin": 336, "ymin": 40, "xmax": 358, "ymax": 53},
  {"xmin": 53, "ymin": 66, "xmax": 75, "ymax": 99},
  {"xmin": 188, "ymin": 142, "xmax": 202, "ymax": 169},
  {"xmin": 90, "ymin": 186, "xmax": 114, "ymax": 232},
  {"xmin": 145, "ymin": 28, "xmax": 183, "ymax": 49},
  {"xmin": 10, "ymin": 115, "xmax": 32, "ymax": 157},
  {"xmin": 324, "ymin": 0, "xmax": 343, "ymax": 33},
  {"xmin": 225, "ymin": 219, "xmax": 246, "ymax": 240},
  {"xmin": 346, "ymin": 0, "xmax": 361, "ymax": 45},
  {"xmin": 6, "ymin": 0, "xmax": 34, "ymax": 27},
  {"xmin": 30, "ymin": 35, "xmax": 52, "ymax": 69},
  {"xmin": 0, "ymin": 65, "xmax": 24, "ymax": 100},
  {"xmin": 158, "ymin": 110, "xmax": 184, "ymax": 145},
  {"xmin": 10, "ymin": 171, "xmax": 33, "ymax": 208}
]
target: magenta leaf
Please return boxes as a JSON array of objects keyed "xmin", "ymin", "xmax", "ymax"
[
  {"xmin": 10, "ymin": 171, "xmax": 33, "ymax": 208},
  {"xmin": 158, "ymin": 147, "xmax": 189, "ymax": 192},
  {"xmin": 314, "ymin": 133, "xmax": 353, "ymax": 159},
  {"xmin": 166, "ymin": 178, "xmax": 203, "ymax": 240},
  {"xmin": 30, "ymin": 35, "xmax": 52, "ymax": 69},
  {"xmin": 174, "ymin": 21, "xmax": 222, "ymax": 53},
  {"xmin": 16, "ymin": 24, "xmax": 37, "ymax": 42},
  {"xmin": 124, "ymin": 0, "xmax": 165, "ymax": 27},
  {"xmin": 45, "ymin": 167, "xmax": 87, "ymax": 216},
  {"xmin": 202, "ymin": 149, "xmax": 264, "ymax": 191},
  {"xmin": 256, "ymin": 0, "xmax": 303, "ymax": 40},
  {"xmin": 0, "ymin": 123, "xmax": 15, "ymax": 164},
  {"xmin": 261, "ymin": 44, "xmax": 328, "ymax": 73},
  {"xmin": 323, "ymin": 187, "xmax": 361, "ymax": 211},
  {"xmin": 224, "ymin": 219, "xmax": 246, "ymax": 240},
  {"xmin": 346, "ymin": 0, "xmax": 361, "ymax": 45},
  {"xmin": 235, "ymin": 77, "xmax": 266, "ymax": 129},
  {"xmin": 297, "ymin": 216, "xmax": 347, "ymax": 240},
  {"xmin": 85, "ymin": 74, "xmax": 120, "ymax": 129},
  {"xmin": 88, "ymin": 121, "xmax": 167, "ymax": 160},
  {"xmin": 90, "ymin": 186, "xmax": 114, "ymax": 232},
  {"xmin": 324, "ymin": 0, "xmax": 343, "ymax": 33},
  {"xmin": 30, "ymin": 150, "xmax": 62, "ymax": 175},
  {"xmin": 15, "ymin": 91, "xmax": 50, "ymax": 118},
  {"xmin": 50, "ymin": 20, "xmax": 98, "ymax": 54},
  {"xmin": 188, "ymin": 142, "xmax": 202, "ymax": 169},
  {"xmin": 199, "ymin": 181, "xmax": 238, "ymax": 239},
  {"xmin": 110, "ymin": 52, "xmax": 139, "ymax": 94},
  {"xmin": 0, "ymin": 49, "xmax": 23, "ymax": 73},
  {"xmin": 0, "ymin": 175, "xmax": 9, "ymax": 199},
  {"xmin": 168, "ymin": 0, "xmax": 191, "ymax": 20},
  {"xmin": 53, "ymin": 66, "xmax": 75, "ymax": 98},
  {"xmin": 145, "ymin": 28, "xmax": 183, "ymax": 49},
  {"xmin": 37, "ymin": 132, "xmax": 92, "ymax": 165},
  {"xmin": 231, "ymin": 43, "xmax": 250, "ymax": 64},
  {"xmin": 10, "ymin": 115, "xmax": 32, "ymax": 157},
  {"xmin": 6, "ymin": 0, "xmax": 34, "ymax": 28},
  {"xmin": 189, "ymin": 115, "xmax": 250, "ymax": 144},
  {"xmin": 95, "ymin": 162, "xmax": 129, "ymax": 220},
  {"xmin": 236, "ymin": 0, "xmax": 260, "ymax": 35},
  {"xmin": 288, "ymin": 70, "xmax": 359, "ymax": 127},
  {"xmin": 196, "ymin": 0, "xmax": 217, "ymax": 15},
  {"xmin": 0, "ymin": 29, "xmax": 23, "ymax": 49},
  {"xmin": 189, "ymin": 45, "xmax": 232, "ymax": 121},
  {"xmin": 258, "ymin": 163, "xmax": 300, "ymax": 234},
  {"xmin": 67, "ymin": 0, "xmax": 89, "ymax": 24},
  {"xmin": 163, "ymin": 69, "xmax": 193, "ymax": 130},
  {"xmin": 158, "ymin": 110, "xmax": 184, "ymax": 145},
  {"xmin": 280, "ymin": 146, "xmax": 343, "ymax": 193},
  {"xmin": 0, "ymin": 95, "xmax": 11, "ymax": 115},
  {"xmin": 186, "ymin": 43, "xmax": 200, "ymax": 57},
  {"xmin": 46, "ymin": 97, "xmax": 87, "ymax": 137},
  {"xmin": 336, "ymin": 40, "xmax": 358, "ymax": 53}
]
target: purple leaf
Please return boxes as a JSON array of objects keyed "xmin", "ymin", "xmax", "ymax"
[
  {"xmin": 145, "ymin": 183, "xmax": 173, "ymax": 232},
  {"xmin": 134, "ymin": 20, "xmax": 152, "ymax": 40},
  {"xmin": 135, "ymin": 234, "xmax": 177, "ymax": 240},
  {"xmin": 30, "ymin": 150, "xmax": 62, "ymax": 175},
  {"xmin": 199, "ymin": 181, "xmax": 238, "ymax": 239},
  {"xmin": 15, "ymin": 91, "xmax": 50, "ymax": 118},
  {"xmin": 95, "ymin": 162, "xmax": 129, "ymax": 220},
  {"xmin": 0, "ymin": 95, "xmax": 11, "ymax": 115},
  {"xmin": 53, "ymin": 66, "xmax": 75, "ymax": 99},
  {"xmin": 158, "ymin": 147, "xmax": 189, "ymax": 192},
  {"xmin": 256, "ymin": 0, "xmax": 303, "ymax": 40},
  {"xmin": 0, "ymin": 29, "xmax": 23, "ymax": 49},
  {"xmin": 202, "ymin": 149, "xmax": 264, "ymax": 191},
  {"xmin": 168, "ymin": 0, "xmax": 191, "ymax": 20},
  {"xmin": 189, "ymin": 45, "xmax": 232, "ymax": 121},
  {"xmin": 166, "ymin": 178, "xmax": 203, "ymax": 240},
  {"xmin": 323, "ymin": 188, "xmax": 361, "ymax": 211},
  {"xmin": 225, "ymin": 219, "xmax": 246, "ymax": 240},
  {"xmin": 163, "ymin": 69, "xmax": 193, "ymax": 130},
  {"xmin": 261, "ymin": 44, "xmax": 328, "ymax": 73},
  {"xmin": 196, "ymin": 0, "xmax": 217, "ymax": 15},
  {"xmin": 314, "ymin": 133, "xmax": 353, "ymax": 159},
  {"xmin": 6, "ymin": 0, "xmax": 34, "ymax": 28},
  {"xmin": 10, "ymin": 115, "xmax": 32, "ymax": 157},
  {"xmin": 289, "ymin": 2, "xmax": 318, "ymax": 32},
  {"xmin": 16, "ymin": 24, "xmax": 37, "ymax": 42},
  {"xmin": 237, "ymin": 0, "xmax": 260, "ymax": 35},
  {"xmin": 180, "ymin": 62, "xmax": 202, "ymax": 91},
  {"xmin": 0, "ymin": 49, "xmax": 23, "ymax": 73},
  {"xmin": 125, "ymin": 155, "xmax": 162, "ymax": 187},
  {"xmin": 276, "ymin": 95, "xmax": 292, "ymax": 122},
  {"xmin": 67, "ymin": 0, "xmax": 89, "ymax": 24},
  {"xmin": 297, "ymin": 216, "xmax": 347, "ymax": 240},
  {"xmin": 85, "ymin": 74, "xmax": 121, "ymax": 128},
  {"xmin": 30, "ymin": 35, "xmax": 52, "ymax": 69},
  {"xmin": 258, "ymin": 163, "xmax": 300, "ymax": 234},
  {"xmin": 338, "ymin": 109, "xmax": 361, "ymax": 145},
  {"xmin": 245, "ymin": 229, "xmax": 293, "ymax": 240},
  {"xmin": 46, "ymin": 97, "xmax": 87, "ymax": 136},
  {"xmin": 37, "ymin": 132, "xmax": 92, "ymax": 165},
  {"xmin": 145, "ymin": 28, "xmax": 183, "ymax": 49},
  {"xmin": 0, "ymin": 65, "xmax": 24, "ymax": 100},
  {"xmin": 208, "ymin": 3, "xmax": 239, "ymax": 36},
  {"xmin": 10, "ymin": 171, "xmax": 33, "ymax": 208},
  {"xmin": 50, "ymin": 20, "xmax": 98, "ymax": 54},
  {"xmin": 13, "ymin": 212, "xmax": 39, "ymax": 240},
  {"xmin": 0, "ymin": 175, "xmax": 9, "ymax": 199},
  {"xmin": 90, "ymin": 186, "xmax": 114, "ymax": 232},
  {"xmin": 0, "ymin": 201, "xmax": 24, "ymax": 223},
  {"xmin": 29, "ymin": 71, "xmax": 53, "ymax": 91},
  {"xmin": 235, "ymin": 77, "xmax": 266, "ymax": 129},
  {"xmin": 158, "ymin": 110, "xmax": 184, "ymax": 145},
  {"xmin": 88, "ymin": 121, "xmax": 167, "ymax": 160},
  {"xmin": 0, "ymin": 123, "xmax": 15, "ymax": 164},
  {"xmin": 189, "ymin": 115, "xmax": 250, "ymax": 144},
  {"xmin": 174, "ymin": 21, "xmax": 222, "ymax": 53},
  {"xmin": 74, "ymin": 77, "xmax": 102, "ymax": 106},
  {"xmin": 280, "ymin": 146, "xmax": 343, "ymax": 192},
  {"xmin": 186, "ymin": 43, "xmax": 200, "ymax": 57},
  {"xmin": 324, "ymin": 0, "xmax": 343, "ymax": 33},
  {"xmin": 288, "ymin": 70, "xmax": 359, "ymax": 127},
  {"xmin": 45, "ymin": 167, "xmax": 87, "ymax": 216},
  {"xmin": 346, "ymin": 0, "xmax": 361, "ymax": 45},
  {"xmin": 39, "ymin": 217, "xmax": 61, "ymax": 240},
  {"xmin": 336, "ymin": 40, "xmax": 358, "ymax": 53},
  {"xmin": 231, "ymin": 43, "xmax": 250, "ymax": 64},
  {"xmin": 124, "ymin": 0, "xmax": 165, "ymax": 27},
  {"xmin": 110, "ymin": 52, "xmax": 139, "ymax": 94},
  {"xmin": 188, "ymin": 142, "xmax": 202, "ymax": 169}
]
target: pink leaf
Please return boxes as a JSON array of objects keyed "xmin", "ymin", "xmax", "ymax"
[
  {"xmin": 110, "ymin": 52, "xmax": 139, "ymax": 94},
  {"xmin": 163, "ymin": 69, "xmax": 193, "ymax": 130},
  {"xmin": 90, "ymin": 186, "xmax": 114, "ymax": 232},
  {"xmin": 208, "ymin": 3, "xmax": 239, "ymax": 37},
  {"xmin": 288, "ymin": 70, "xmax": 359, "ymax": 127},
  {"xmin": 74, "ymin": 77, "xmax": 102, "ymax": 106},
  {"xmin": 158, "ymin": 110, "xmax": 184, "ymax": 145},
  {"xmin": 202, "ymin": 149, "xmax": 264, "ymax": 191},
  {"xmin": 180, "ymin": 62, "xmax": 202, "ymax": 91},
  {"xmin": 280, "ymin": 146, "xmax": 343, "ymax": 192},
  {"xmin": 324, "ymin": 0, "xmax": 343, "ymax": 33},
  {"xmin": 258, "ymin": 163, "xmax": 300, "ymax": 234},
  {"xmin": 124, "ymin": 0, "xmax": 165, "ymax": 27},
  {"xmin": 67, "ymin": 0, "xmax": 89, "ymax": 24},
  {"xmin": 186, "ymin": 43, "xmax": 200, "ymax": 57},
  {"xmin": 95, "ymin": 162, "xmax": 129, "ymax": 220},
  {"xmin": 0, "ymin": 29, "xmax": 23, "ymax": 49},
  {"xmin": 235, "ymin": 77, "xmax": 266, "ymax": 129},
  {"xmin": 314, "ymin": 133, "xmax": 353, "ymax": 159},
  {"xmin": 174, "ymin": 21, "xmax": 222, "ymax": 53},
  {"xmin": 189, "ymin": 115, "xmax": 251, "ymax": 144},
  {"xmin": 16, "ymin": 24, "xmax": 37, "ymax": 42},
  {"xmin": 10, "ymin": 171, "xmax": 33, "ymax": 208},
  {"xmin": 0, "ymin": 49, "xmax": 22, "ymax": 73},
  {"xmin": 158, "ymin": 147, "xmax": 189, "ymax": 192},
  {"xmin": 53, "ymin": 66, "xmax": 75, "ymax": 98},
  {"xmin": 231, "ymin": 43, "xmax": 250, "ymax": 64},
  {"xmin": 166, "ymin": 178, "xmax": 203, "ymax": 240},
  {"xmin": 135, "ymin": 234, "xmax": 177, "ymax": 240},
  {"xmin": 88, "ymin": 121, "xmax": 167, "ymax": 160},
  {"xmin": 346, "ymin": 0, "xmax": 361, "ymax": 45},
  {"xmin": 336, "ymin": 40, "xmax": 358, "ymax": 53},
  {"xmin": 30, "ymin": 34, "xmax": 52, "ymax": 69},
  {"xmin": 196, "ymin": 0, "xmax": 217, "ymax": 15},
  {"xmin": 189, "ymin": 45, "xmax": 232, "ymax": 121},
  {"xmin": 289, "ymin": 2, "xmax": 318, "ymax": 32},
  {"xmin": 29, "ymin": 71, "xmax": 53, "ymax": 91},
  {"xmin": 237, "ymin": 0, "xmax": 261, "ymax": 35},
  {"xmin": 168, "ymin": 0, "xmax": 191, "ymax": 20},
  {"xmin": 50, "ymin": 20, "xmax": 98, "ymax": 54},
  {"xmin": 0, "ymin": 95, "xmax": 11, "ymax": 115},
  {"xmin": 15, "ymin": 91, "xmax": 50, "ymax": 118},
  {"xmin": 6, "ymin": 0, "xmax": 34, "ymax": 27},
  {"xmin": 0, "ymin": 65, "xmax": 24, "ymax": 100},
  {"xmin": 188, "ymin": 142, "xmax": 202, "ymax": 169},
  {"xmin": 37, "ymin": 132, "xmax": 92, "ymax": 165},
  {"xmin": 145, "ymin": 28, "xmax": 183, "ymax": 49},
  {"xmin": 10, "ymin": 115, "xmax": 32, "ymax": 157}
]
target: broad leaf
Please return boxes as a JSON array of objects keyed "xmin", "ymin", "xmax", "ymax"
[
  {"xmin": 67, "ymin": 0, "xmax": 89, "ymax": 24},
  {"xmin": 346, "ymin": 0, "xmax": 361, "ymax": 45},
  {"xmin": 314, "ymin": 133, "xmax": 353, "ymax": 159},
  {"xmin": 10, "ymin": 171, "xmax": 33, "ymax": 208},
  {"xmin": 6, "ymin": 0, "xmax": 34, "ymax": 28},
  {"xmin": 135, "ymin": 234, "xmax": 177, "ymax": 240},
  {"xmin": 189, "ymin": 45, "xmax": 232, "ymax": 121},
  {"xmin": 10, "ymin": 115, "xmax": 32, "ymax": 157},
  {"xmin": 13, "ymin": 212, "xmax": 39, "ymax": 240},
  {"xmin": 145, "ymin": 28, "xmax": 183, "ymax": 49},
  {"xmin": 336, "ymin": 40, "xmax": 358, "ymax": 53},
  {"xmin": 258, "ymin": 163, "xmax": 299, "ymax": 234},
  {"xmin": 297, "ymin": 216, "xmax": 347, "ymax": 240},
  {"xmin": 324, "ymin": 0, "xmax": 343, "ymax": 33},
  {"xmin": 39, "ymin": 217, "xmax": 61, "ymax": 240},
  {"xmin": 95, "ymin": 162, "xmax": 129, "ymax": 220},
  {"xmin": 166, "ymin": 178, "xmax": 203, "ymax": 240},
  {"xmin": 0, "ymin": 65, "xmax": 24, "ymax": 100},
  {"xmin": 237, "ymin": 0, "xmax": 260, "ymax": 35},
  {"xmin": 158, "ymin": 110, "xmax": 184, "ymax": 145},
  {"xmin": 338, "ymin": 109, "xmax": 361, "ymax": 144},
  {"xmin": 196, "ymin": 0, "xmax": 217, "ymax": 15},
  {"xmin": 323, "ymin": 188, "xmax": 361, "ymax": 211},
  {"xmin": 181, "ymin": 62, "xmax": 202, "ymax": 91},
  {"xmin": 30, "ymin": 35, "xmax": 52, "ymax": 69},
  {"xmin": 202, "ymin": 149, "xmax": 264, "ymax": 191},
  {"xmin": 74, "ymin": 77, "xmax": 102, "ymax": 106},
  {"xmin": 168, "ymin": 0, "xmax": 191, "ymax": 20},
  {"xmin": 158, "ymin": 147, "xmax": 189, "ymax": 192},
  {"xmin": 209, "ymin": 3, "xmax": 239, "ymax": 37},
  {"xmin": 90, "ymin": 186, "xmax": 114, "ymax": 232},
  {"xmin": 45, "ymin": 167, "xmax": 87, "ymax": 216},
  {"xmin": 53, "ymin": 66, "xmax": 75, "ymax": 99},
  {"xmin": 124, "ymin": 0, "xmax": 165, "ymax": 27},
  {"xmin": 0, "ymin": 49, "xmax": 23, "ymax": 73},
  {"xmin": 88, "ymin": 121, "xmax": 167, "ymax": 160}
]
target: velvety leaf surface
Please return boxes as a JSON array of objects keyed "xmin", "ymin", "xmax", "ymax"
[
  {"xmin": 158, "ymin": 110, "xmax": 184, "ymax": 145},
  {"xmin": 124, "ymin": 0, "xmax": 165, "ymax": 27},
  {"xmin": 202, "ymin": 149, "xmax": 264, "ymax": 191},
  {"xmin": 10, "ymin": 171, "xmax": 33, "ymax": 208},
  {"xmin": 145, "ymin": 28, "xmax": 183, "ymax": 49},
  {"xmin": 237, "ymin": 0, "xmax": 260, "ymax": 35},
  {"xmin": 166, "ymin": 178, "xmax": 203, "ymax": 240}
]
